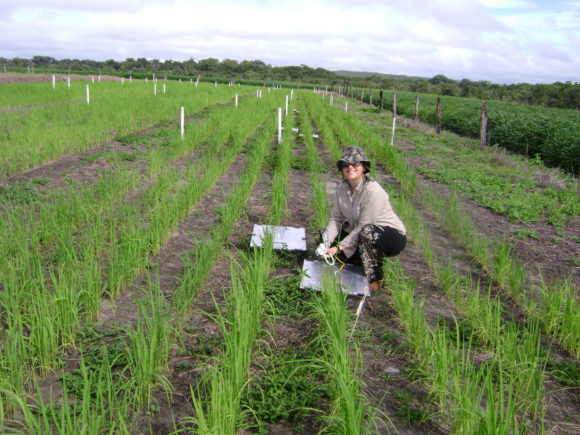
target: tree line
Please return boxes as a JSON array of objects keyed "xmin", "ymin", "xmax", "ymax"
[{"xmin": 2, "ymin": 56, "xmax": 578, "ymax": 110}]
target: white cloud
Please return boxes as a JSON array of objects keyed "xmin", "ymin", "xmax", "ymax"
[{"xmin": 0, "ymin": 0, "xmax": 578, "ymax": 83}]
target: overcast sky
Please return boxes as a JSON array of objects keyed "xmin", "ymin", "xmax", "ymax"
[{"xmin": 1, "ymin": 0, "xmax": 579, "ymax": 84}]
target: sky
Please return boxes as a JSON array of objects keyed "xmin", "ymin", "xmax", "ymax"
[{"xmin": 0, "ymin": 0, "xmax": 579, "ymax": 84}]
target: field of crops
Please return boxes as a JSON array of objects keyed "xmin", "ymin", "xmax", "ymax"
[
  {"xmin": 360, "ymin": 89, "xmax": 580, "ymax": 174},
  {"xmin": 0, "ymin": 76, "xmax": 579, "ymax": 434}
]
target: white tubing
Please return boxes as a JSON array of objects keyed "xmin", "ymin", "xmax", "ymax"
[
  {"xmin": 278, "ymin": 108, "xmax": 282, "ymax": 144},
  {"xmin": 180, "ymin": 107, "xmax": 184, "ymax": 140}
]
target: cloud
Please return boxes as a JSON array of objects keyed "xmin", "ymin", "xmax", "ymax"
[{"xmin": 0, "ymin": 0, "xmax": 578, "ymax": 84}]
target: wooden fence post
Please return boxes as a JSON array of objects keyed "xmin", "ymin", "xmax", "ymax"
[
  {"xmin": 370, "ymin": 88, "xmax": 373, "ymax": 106},
  {"xmin": 480, "ymin": 101, "xmax": 488, "ymax": 150},
  {"xmin": 379, "ymin": 90, "xmax": 383, "ymax": 112},
  {"xmin": 414, "ymin": 95, "xmax": 419, "ymax": 122},
  {"xmin": 436, "ymin": 98, "xmax": 442, "ymax": 134}
]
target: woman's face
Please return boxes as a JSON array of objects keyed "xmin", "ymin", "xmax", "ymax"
[{"xmin": 342, "ymin": 161, "xmax": 364, "ymax": 186}]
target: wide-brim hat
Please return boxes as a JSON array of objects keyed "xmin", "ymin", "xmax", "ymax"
[{"xmin": 336, "ymin": 146, "xmax": 371, "ymax": 172}]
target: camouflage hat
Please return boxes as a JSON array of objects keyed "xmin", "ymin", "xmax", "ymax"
[{"xmin": 336, "ymin": 146, "xmax": 371, "ymax": 173}]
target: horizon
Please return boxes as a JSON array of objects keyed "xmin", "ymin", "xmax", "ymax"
[{"xmin": 1, "ymin": 0, "xmax": 579, "ymax": 86}]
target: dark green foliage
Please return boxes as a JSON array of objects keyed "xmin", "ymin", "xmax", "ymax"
[
  {"xmin": 58, "ymin": 325, "xmax": 130, "ymax": 398},
  {"xmin": 443, "ymin": 319, "xmax": 479, "ymax": 346},
  {"xmin": 272, "ymin": 249, "xmax": 307, "ymax": 269},
  {"xmin": 115, "ymin": 132, "xmax": 141, "ymax": 145},
  {"xmin": 290, "ymin": 156, "xmax": 308, "ymax": 171},
  {"xmin": 0, "ymin": 182, "xmax": 41, "ymax": 203},
  {"xmin": 115, "ymin": 151, "xmax": 138, "ymax": 162},
  {"xmin": 242, "ymin": 347, "xmax": 329, "ymax": 432},
  {"xmin": 547, "ymin": 359, "xmax": 580, "ymax": 386},
  {"xmin": 264, "ymin": 274, "xmax": 312, "ymax": 318},
  {"xmin": 372, "ymin": 91, "xmax": 580, "ymax": 174},
  {"xmin": 394, "ymin": 390, "xmax": 428, "ymax": 425}
]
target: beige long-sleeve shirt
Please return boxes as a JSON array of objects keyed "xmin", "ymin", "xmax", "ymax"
[{"xmin": 325, "ymin": 175, "xmax": 406, "ymax": 258}]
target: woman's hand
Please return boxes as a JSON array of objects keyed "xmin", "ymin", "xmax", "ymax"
[{"xmin": 326, "ymin": 245, "xmax": 342, "ymax": 257}]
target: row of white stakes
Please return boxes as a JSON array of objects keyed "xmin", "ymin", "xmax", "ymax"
[
  {"xmin": 178, "ymin": 89, "xmax": 294, "ymax": 142},
  {"xmin": 51, "ymin": 76, "xmax": 297, "ymax": 143}
]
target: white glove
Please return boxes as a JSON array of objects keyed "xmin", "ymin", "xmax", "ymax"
[{"xmin": 315, "ymin": 243, "xmax": 327, "ymax": 257}]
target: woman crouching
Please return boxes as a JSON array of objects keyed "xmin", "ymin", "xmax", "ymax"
[{"xmin": 321, "ymin": 146, "xmax": 406, "ymax": 293}]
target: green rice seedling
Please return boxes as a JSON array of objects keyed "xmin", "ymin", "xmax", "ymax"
[
  {"xmin": 435, "ymin": 263, "xmax": 461, "ymax": 297},
  {"xmin": 536, "ymin": 275, "xmax": 580, "ymax": 358},
  {"xmin": 484, "ymin": 321, "xmax": 547, "ymax": 425},
  {"xmin": 125, "ymin": 274, "xmax": 172, "ymax": 411},
  {"xmin": 460, "ymin": 281, "xmax": 504, "ymax": 348},
  {"xmin": 448, "ymin": 342, "xmax": 486, "ymax": 433},
  {"xmin": 0, "ymin": 309, "xmax": 28, "ymax": 418},
  {"xmin": 491, "ymin": 240, "xmax": 528, "ymax": 302},
  {"xmin": 2, "ymin": 350, "xmax": 132, "ymax": 435},
  {"xmin": 28, "ymin": 286, "xmax": 60, "ymax": 376},
  {"xmin": 172, "ymin": 237, "xmax": 220, "ymax": 322},
  {"xmin": 428, "ymin": 323, "xmax": 454, "ymax": 410},
  {"xmin": 190, "ymin": 239, "xmax": 273, "ymax": 434},
  {"xmin": 49, "ymin": 267, "xmax": 81, "ymax": 348},
  {"xmin": 306, "ymin": 268, "xmax": 382, "ymax": 434}
]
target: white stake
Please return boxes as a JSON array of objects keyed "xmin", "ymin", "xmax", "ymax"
[
  {"xmin": 285, "ymin": 95, "xmax": 289, "ymax": 117},
  {"xmin": 52, "ymin": 74, "xmax": 55, "ymax": 89},
  {"xmin": 67, "ymin": 76, "xmax": 70, "ymax": 88},
  {"xmin": 291, "ymin": 89, "xmax": 294, "ymax": 100},
  {"xmin": 180, "ymin": 106, "xmax": 185, "ymax": 140},
  {"xmin": 146, "ymin": 77, "xmax": 148, "ymax": 83},
  {"xmin": 92, "ymin": 76, "xmax": 95, "ymax": 83},
  {"xmin": 121, "ymin": 77, "xmax": 124, "ymax": 85},
  {"xmin": 278, "ymin": 108, "xmax": 282, "ymax": 144},
  {"xmin": 86, "ymin": 84, "xmax": 90, "ymax": 104},
  {"xmin": 330, "ymin": 95, "xmax": 334, "ymax": 105},
  {"xmin": 130, "ymin": 76, "xmax": 132, "ymax": 83},
  {"xmin": 235, "ymin": 94, "xmax": 238, "ymax": 107},
  {"xmin": 214, "ymin": 81, "xmax": 217, "ymax": 87},
  {"xmin": 154, "ymin": 83, "xmax": 157, "ymax": 95},
  {"xmin": 163, "ymin": 83, "xmax": 166, "ymax": 94},
  {"xmin": 345, "ymin": 102, "xmax": 348, "ymax": 112},
  {"xmin": 391, "ymin": 117, "xmax": 397, "ymax": 146}
]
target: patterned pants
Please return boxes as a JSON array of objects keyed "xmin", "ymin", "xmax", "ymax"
[{"xmin": 337, "ymin": 224, "xmax": 406, "ymax": 283}]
